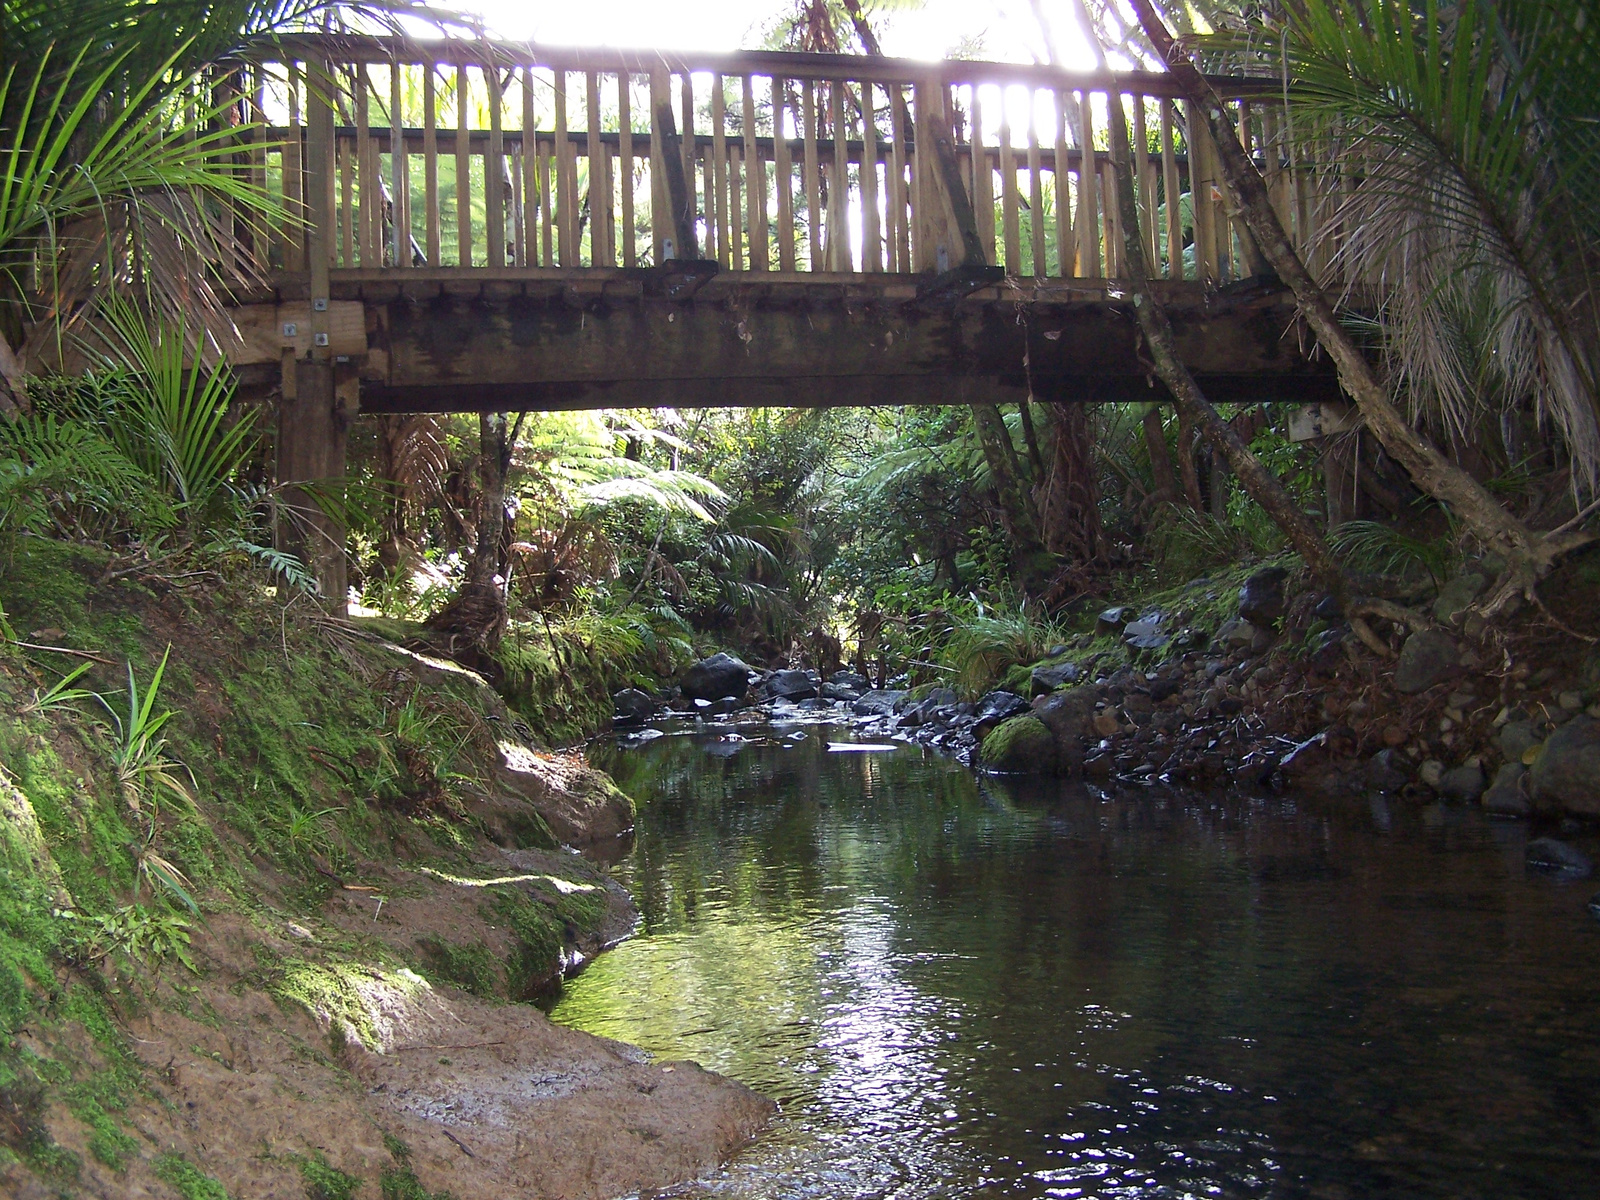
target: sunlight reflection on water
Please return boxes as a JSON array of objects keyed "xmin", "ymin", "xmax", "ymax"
[{"xmin": 548, "ymin": 720, "xmax": 1600, "ymax": 1199}]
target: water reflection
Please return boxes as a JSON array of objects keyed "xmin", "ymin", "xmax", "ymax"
[{"xmin": 548, "ymin": 721, "xmax": 1600, "ymax": 1199}]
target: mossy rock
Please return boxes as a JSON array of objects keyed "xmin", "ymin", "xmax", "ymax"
[{"xmin": 979, "ymin": 715, "xmax": 1058, "ymax": 775}]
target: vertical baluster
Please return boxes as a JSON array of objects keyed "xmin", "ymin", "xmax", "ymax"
[
  {"xmin": 423, "ymin": 62, "xmax": 440, "ymax": 266},
  {"xmin": 538, "ymin": 123, "xmax": 554, "ymax": 266},
  {"xmin": 802, "ymin": 81, "xmax": 822, "ymax": 269},
  {"xmin": 743, "ymin": 77, "xmax": 767, "ymax": 271},
  {"xmin": 1160, "ymin": 98, "xmax": 1181, "ymax": 280},
  {"xmin": 1076, "ymin": 90, "xmax": 1100, "ymax": 278},
  {"xmin": 774, "ymin": 82, "xmax": 800, "ymax": 272},
  {"xmin": 456, "ymin": 64, "xmax": 472, "ymax": 266},
  {"xmin": 730, "ymin": 141, "xmax": 745, "ymax": 270},
  {"xmin": 679, "ymin": 73, "xmax": 697, "ymax": 254},
  {"xmin": 861, "ymin": 81, "xmax": 881, "ymax": 272},
  {"xmin": 390, "ymin": 59, "xmax": 410, "ymax": 267},
  {"xmin": 1132, "ymin": 95, "xmax": 1156, "ymax": 268},
  {"xmin": 970, "ymin": 86, "xmax": 995, "ymax": 265},
  {"xmin": 649, "ymin": 67, "xmax": 668, "ymax": 262},
  {"xmin": 829, "ymin": 80, "xmax": 849, "ymax": 270},
  {"xmin": 521, "ymin": 67, "xmax": 538, "ymax": 266},
  {"xmin": 1184, "ymin": 100, "xmax": 1215, "ymax": 282},
  {"xmin": 889, "ymin": 86, "xmax": 915, "ymax": 272},
  {"xmin": 285, "ymin": 62, "xmax": 304, "ymax": 271},
  {"xmin": 619, "ymin": 74, "xmax": 635, "ymax": 267},
  {"xmin": 1101, "ymin": 136, "xmax": 1121, "ymax": 277},
  {"xmin": 305, "ymin": 57, "xmax": 336, "ymax": 288},
  {"xmin": 485, "ymin": 64, "xmax": 504, "ymax": 267},
  {"xmin": 355, "ymin": 67, "xmax": 375, "ymax": 265},
  {"xmin": 339, "ymin": 141, "xmax": 354, "ymax": 267},
  {"xmin": 712, "ymin": 75, "xmax": 729, "ymax": 267},
  {"xmin": 510, "ymin": 136, "xmax": 525, "ymax": 268},
  {"xmin": 554, "ymin": 68, "xmax": 573, "ymax": 266},
  {"xmin": 587, "ymin": 70, "xmax": 612, "ymax": 266},
  {"xmin": 1053, "ymin": 89, "xmax": 1073, "ymax": 276},
  {"xmin": 1027, "ymin": 92, "xmax": 1045, "ymax": 278},
  {"xmin": 999, "ymin": 89, "xmax": 1020, "ymax": 273}
]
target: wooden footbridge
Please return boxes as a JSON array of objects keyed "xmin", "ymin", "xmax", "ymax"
[{"xmin": 203, "ymin": 35, "xmax": 1354, "ymax": 590}]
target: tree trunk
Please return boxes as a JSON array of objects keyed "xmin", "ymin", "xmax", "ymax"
[
  {"xmin": 1099, "ymin": 68, "xmax": 1347, "ymax": 592},
  {"xmin": 1125, "ymin": 0, "xmax": 1590, "ymax": 596},
  {"xmin": 427, "ymin": 412, "xmax": 510, "ymax": 653},
  {"xmin": 971, "ymin": 402, "xmax": 1046, "ymax": 563},
  {"xmin": 1142, "ymin": 405, "xmax": 1178, "ymax": 503},
  {"xmin": 1176, "ymin": 406, "xmax": 1204, "ymax": 509},
  {"xmin": 1041, "ymin": 401, "xmax": 1103, "ymax": 561}
]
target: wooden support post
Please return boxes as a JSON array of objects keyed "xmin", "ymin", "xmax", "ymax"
[
  {"xmin": 423, "ymin": 62, "xmax": 440, "ymax": 265},
  {"xmin": 829, "ymin": 81, "xmax": 849, "ymax": 271},
  {"xmin": 1053, "ymin": 89, "xmax": 1073, "ymax": 276},
  {"xmin": 619, "ymin": 74, "xmax": 635, "ymax": 267},
  {"xmin": 712, "ymin": 75, "xmax": 729, "ymax": 268},
  {"xmin": 390, "ymin": 58, "xmax": 410, "ymax": 267},
  {"xmin": 649, "ymin": 67, "xmax": 697, "ymax": 259},
  {"xmin": 803, "ymin": 81, "xmax": 822, "ymax": 269},
  {"xmin": 522, "ymin": 67, "xmax": 539, "ymax": 265},
  {"xmin": 1160, "ymin": 98, "xmax": 1181, "ymax": 279},
  {"xmin": 487, "ymin": 65, "xmax": 505, "ymax": 267},
  {"xmin": 587, "ymin": 70, "xmax": 613, "ymax": 266},
  {"xmin": 1076, "ymin": 90, "xmax": 1099, "ymax": 278},
  {"xmin": 999, "ymin": 90, "xmax": 1020, "ymax": 273},
  {"xmin": 861, "ymin": 81, "xmax": 881, "ymax": 272},
  {"xmin": 970, "ymin": 87, "xmax": 995, "ymax": 265},
  {"xmin": 888, "ymin": 85, "xmax": 909, "ymax": 271},
  {"xmin": 284, "ymin": 62, "xmax": 304, "ymax": 271},
  {"xmin": 1027, "ymin": 98, "xmax": 1045, "ymax": 278},
  {"xmin": 355, "ymin": 68, "xmax": 374, "ymax": 265},
  {"xmin": 554, "ymin": 68, "xmax": 573, "ymax": 265}
]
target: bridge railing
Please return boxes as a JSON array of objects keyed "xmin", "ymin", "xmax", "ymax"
[{"xmin": 235, "ymin": 36, "xmax": 1341, "ymax": 287}]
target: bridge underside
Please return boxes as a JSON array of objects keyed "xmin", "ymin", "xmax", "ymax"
[{"xmin": 240, "ymin": 270, "xmax": 1340, "ymax": 414}]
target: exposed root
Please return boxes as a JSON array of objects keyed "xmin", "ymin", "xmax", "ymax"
[{"xmin": 1347, "ymin": 615, "xmax": 1391, "ymax": 658}]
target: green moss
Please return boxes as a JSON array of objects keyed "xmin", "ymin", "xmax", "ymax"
[
  {"xmin": 262, "ymin": 953, "xmax": 429, "ymax": 1052},
  {"xmin": 378, "ymin": 1134, "xmax": 453, "ymax": 1200},
  {"xmin": 297, "ymin": 1150, "xmax": 362, "ymax": 1200},
  {"xmin": 415, "ymin": 938, "xmax": 499, "ymax": 998},
  {"xmin": 486, "ymin": 891, "xmax": 565, "ymax": 999},
  {"xmin": 154, "ymin": 1152, "xmax": 233, "ymax": 1200},
  {"xmin": 979, "ymin": 715, "xmax": 1058, "ymax": 775}
]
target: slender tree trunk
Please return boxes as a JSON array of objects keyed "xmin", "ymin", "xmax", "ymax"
[
  {"xmin": 1142, "ymin": 404, "xmax": 1178, "ymax": 502},
  {"xmin": 971, "ymin": 402, "xmax": 1046, "ymax": 562},
  {"xmin": 1017, "ymin": 399, "xmax": 1046, "ymax": 479},
  {"xmin": 0, "ymin": 336, "xmax": 27, "ymax": 418},
  {"xmin": 1042, "ymin": 401, "xmax": 1103, "ymax": 560},
  {"xmin": 1125, "ymin": 0, "xmax": 1590, "ymax": 597},
  {"xmin": 1176, "ymin": 407, "xmax": 1204, "ymax": 509},
  {"xmin": 1097, "ymin": 60, "xmax": 1347, "ymax": 591},
  {"xmin": 428, "ymin": 412, "xmax": 510, "ymax": 653}
]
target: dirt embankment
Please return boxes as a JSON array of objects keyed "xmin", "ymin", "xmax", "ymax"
[{"xmin": 0, "ymin": 542, "xmax": 772, "ymax": 1200}]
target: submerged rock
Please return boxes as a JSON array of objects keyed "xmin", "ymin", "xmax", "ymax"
[
  {"xmin": 1529, "ymin": 715, "xmax": 1600, "ymax": 816},
  {"xmin": 1499, "ymin": 719, "xmax": 1543, "ymax": 764},
  {"xmin": 1526, "ymin": 837, "xmax": 1594, "ymax": 879},
  {"xmin": 1436, "ymin": 760, "xmax": 1486, "ymax": 802},
  {"xmin": 1364, "ymin": 749, "xmax": 1411, "ymax": 793},
  {"xmin": 1033, "ymin": 686, "xmax": 1099, "ymax": 775},
  {"xmin": 1394, "ymin": 629, "xmax": 1461, "ymax": 694},
  {"xmin": 1238, "ymin": 566, "xmax": 1288, "ymax": 626},
  {"xmin": 979, "ymin": 714, "xmax": 1057, "ymax": 774},
  {"xmin": 681, "ymin": 652, "xmax": 754, "ymax": 702}
]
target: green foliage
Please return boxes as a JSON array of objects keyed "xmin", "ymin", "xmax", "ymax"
[
  {"xmin": 100, "ymin": 646, "xmax": 196, "ymax": 826},
  {"xmin": 379, "ymin": 1134, "xmax": 454, "ymax": 1200},
  {"xmin": 154, "ymin": 1153, "xmax": 232, "ymax": 1200},
  {"xmin": 937, "ymin": 602, "xmax": 1070, "ymax": 698},
  {"xmin": 1330, "ymin": 519, "xmax": 1457, "ymax": 585},
  {"xmin": 17, "ymin": 661, "xmax": 96, "ymax": 716},
  {"xmin": 0, "ymin": 412, "xmax": 156, "ymax": 538},
  {"xmin": 74, "ymin": 904, "xmax": 195, "ymax": 972}
]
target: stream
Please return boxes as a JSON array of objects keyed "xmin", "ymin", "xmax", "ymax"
[{"xmin": 547, "ymin": 716, "xmax": 1600, "ymax": 1199}]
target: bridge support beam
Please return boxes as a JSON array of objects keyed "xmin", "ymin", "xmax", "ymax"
[{"xmin": 276, "ymin": 357, "xmax": 356, "ymax": 611}]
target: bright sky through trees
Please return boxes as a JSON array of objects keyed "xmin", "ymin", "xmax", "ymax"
[{"xmin": 454, "ymin": 0, "xmax": 1102, "ymax": 68}]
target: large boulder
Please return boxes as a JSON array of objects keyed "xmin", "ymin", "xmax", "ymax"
[
  {"xmin": 767, "ymin": 669, "xmax": 821, "ymax": 700},
  {"xmin": 612, "ymin": 688, "xmax": 655, "ymax": 727},
  {"xmin": 1394, "ymin": 629, "xmax": 1461, "ymax": 694},
  {"xmin": 830, "ymin": 670, "xmax": 870, "ymax": 691},
  {"xmin": 979, "ymin": 714, "xmax": 1058, "ymax": 774},
  {"xmin": 1033, "ymin": 685, "xmax": 1099, "ymax": 775},
  {"xmin": 1529, "ymin": 715, "xmax": 1600, "ymax": 816},
  {"xmin": 1238, "ymin": 566, "xmax": 1289, "ymax": 626},
  {"xmin": 681, "ymin": 652, "xmax": 754, "ymax": 702},
  {"xmin": 1481, "ymin": 763, "xmax": 1529, "ymax": 817}
]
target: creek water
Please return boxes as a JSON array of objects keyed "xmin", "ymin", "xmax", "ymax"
[{"xmin": 548, "ymin": 717, "xmax": 1600, "ymax": 1199}]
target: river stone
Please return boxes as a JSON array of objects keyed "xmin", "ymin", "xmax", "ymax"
[
  {"xmin": 1437, "ymin": 760, "xmax": 1486, "ymax": 802},
  {"xmin": 1122, "ymin": 616, "xmax": 1169, "ymax": 653},
  {"xmin": 821, "ymin": 682, "xmax": 861, "ymax": 702},
  {"xmin": 1238, "ymin": 566, "xmax": 1289, "ymax": 626},
  {"xmin": 1364, "ymin": 748, "xmax": 1411, "ymax": 793},
  {"xmin": 1030, "ymin": 661, "xmax": 1080, "ymax": 696},
  {"xmin": 1499, "ymin": 720, "xmax": 1543, "ymax": 763},
  {"xmin": 1525, "ymin": 837, "xmax": 1594, "ymax": 879},
  {"xmin": 1313, "ymin": 592, "xmax": 1344, "ymax": 620},
  {"xmin": 612, "ymin": 688, "xmax": 655, "ymax": 727},
  {"xmin": 979, "ymin": 714, "xmax": 1058, "ymax": 774},
  {"xmin": 681, "ymin": 652, "xmax": 754, "ymax": 702},
  {"xmin": 1529, "ymin": 715, "xmax": 1600, "ymax": 816},
  {"xmin": 1481, "ymin": 763, "xmax": 1530, "ymax": 817},
  {"xmin": 903, "ymin": 687, "xmax": 959, "ymax": 724},
  {"xmin": 973, "ymin": 690, "xmax": 1031, "ymax": 736},
  {"xmin": 1215, "ymin": 617, "xmax": 1258, "ymax": 650},
  {"xmin": 829, "ymin": 670, "xmax": 870, "ymax": 691},
  {"xmin": 852, "ymin": 689, "xmax": 905, "ymax": 716},
  {"xmin": 1096, "ymin": 606, "xmax": 1134, "ymax": 637},
  {"xmin": 767, "ymin": 669, "xmax": 821, "ymax": 700},
  {"xmin": 1394, "ymin": 629, "xmax": 1462, "ymax": 694},
  {"xmin": 1432, "ymin": 573, "xmax": 1486, "ymax": 623}
]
